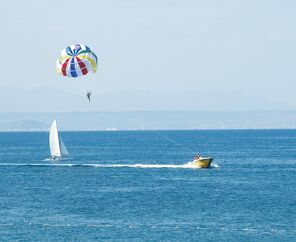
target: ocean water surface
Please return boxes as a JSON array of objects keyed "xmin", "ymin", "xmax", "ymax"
[{"xmin": 0, "ymin": 130, "xmax": 295, "ymax": 241}]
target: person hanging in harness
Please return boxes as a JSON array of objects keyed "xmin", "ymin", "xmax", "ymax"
[{"xmin": 86, "ymin": 91, "xmax": 92, "ymax": 102}]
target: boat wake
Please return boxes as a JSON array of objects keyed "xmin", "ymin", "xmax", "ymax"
[
  {"xmin": 0, "ymin": 162, "xmax": 219, "ymax": 169},
  {"xmin": 83, "ymin": 163, "xmax": 193, "ymax": 169}
]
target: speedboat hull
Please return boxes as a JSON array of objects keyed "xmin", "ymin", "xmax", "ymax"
[{"xmin": 188, "ymin": 157, "xmax": 213, "ymax": 168}]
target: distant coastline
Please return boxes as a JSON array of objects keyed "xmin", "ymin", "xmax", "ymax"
[{"xmin": 1, "ymin": 111, "xmax": 296, "ymax": 131}]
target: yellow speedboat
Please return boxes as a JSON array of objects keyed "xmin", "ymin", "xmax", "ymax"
[{"xmin": 188, "ymin": 157, "xmax": 213, "ymax": 168}]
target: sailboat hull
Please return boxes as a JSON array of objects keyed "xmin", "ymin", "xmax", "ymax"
[
  {"xmin": 51, "ymin": 155, "xmax": 61, "ymax": 160},
  {"xmin": 188, "ymin": 157, "xmax": 213, "ymax": 168}
]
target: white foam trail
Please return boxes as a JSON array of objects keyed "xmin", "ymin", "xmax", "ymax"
[
  {"xmin": 0, "ymin": 162, "xmax": 218, "ymax": 169},
  {"xmin": 0, "ymin": 163, "xmax": 75, "ymax": 167},
  {"xmin": 83, "ymin": 163, "xmax": 197, "ymax": 169}
]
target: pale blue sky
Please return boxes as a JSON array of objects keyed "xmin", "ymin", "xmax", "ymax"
[{"xmin": 1, "ymin": 0, "xmax": 296, "ymax": 111}]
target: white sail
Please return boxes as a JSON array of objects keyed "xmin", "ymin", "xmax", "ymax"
[
  {"xmin": 49, "ymin": 120, "xmax": 61, "ymax": 159},
  {"xmin": 59, "ymin": 138, "xmax": 69, "ymax": 156},
  {"xmin": 49, "ymin": 120, "xmax": 69, "ymax": 159}
]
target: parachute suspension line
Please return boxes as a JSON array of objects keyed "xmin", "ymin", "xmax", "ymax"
[{"xmin": 153, "ymin": 130, "xmax": 196, "ymax": 155}]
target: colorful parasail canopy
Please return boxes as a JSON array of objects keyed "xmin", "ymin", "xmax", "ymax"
[{"xmin": 56, "ymin": 44, "xmax": 98, "ymax": 78}]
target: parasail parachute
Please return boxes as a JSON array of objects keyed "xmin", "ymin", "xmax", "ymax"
[{"xmin": 56, "ymin": 44, "xmax": 98, "ymax": 78}]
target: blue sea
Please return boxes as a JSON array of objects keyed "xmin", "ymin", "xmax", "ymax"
[{"xmin": 0, "ymin": 130, "xmax": 295, "ymax": 241}]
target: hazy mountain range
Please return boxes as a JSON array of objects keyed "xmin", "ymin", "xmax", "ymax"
[{"xmin": 0, "ymin": 86, "xmax": 295, "ymax": 131}]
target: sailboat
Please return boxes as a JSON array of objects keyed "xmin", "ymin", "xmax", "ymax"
[{"xmin": 49, "ymin": 120, "xmax": 69, "ymax": 160}]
